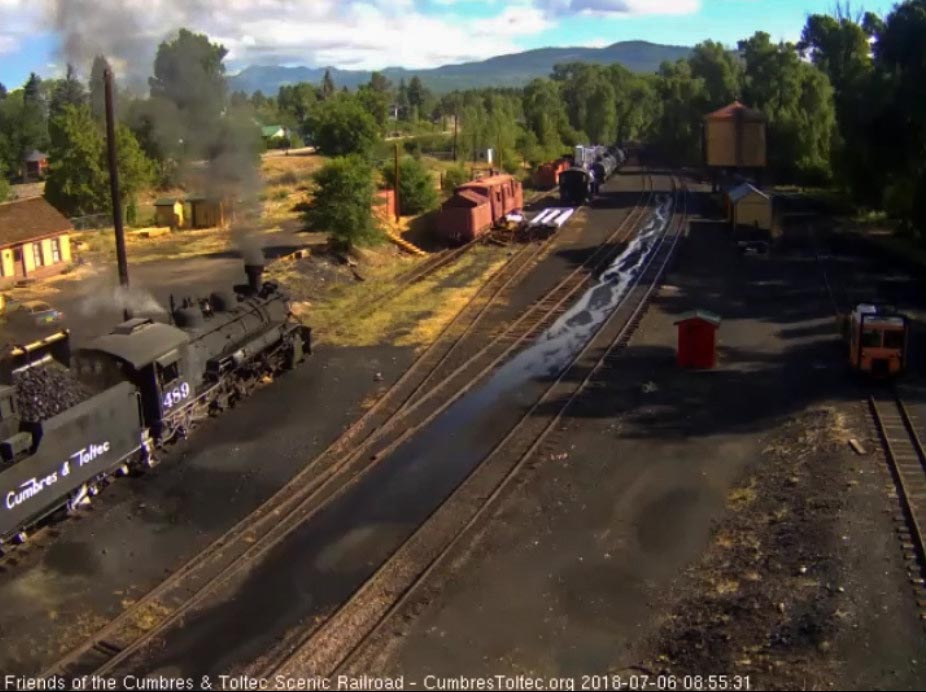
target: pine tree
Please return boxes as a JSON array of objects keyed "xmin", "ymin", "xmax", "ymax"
[
  {"xmin": 50, "ymin": 64, "xmax": 88, "ymax": 119},
  {"xmin": 322, "ymin": 70, "xmax": 336, "ymax": 100}
]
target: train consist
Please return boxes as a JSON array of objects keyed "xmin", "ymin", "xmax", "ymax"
[
  {"xmin": 0, "ymin": 260, "xmax": 312, "ymax": 546},
  {"xmin": 437, "ymin": 173, "xmax": 524, "ymax": 244},
  {"xmin": 559, "ymin": 145, "xmax": 625, "ymax": 205}
]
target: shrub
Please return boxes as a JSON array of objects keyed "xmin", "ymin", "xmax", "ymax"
[
  {"xmin": 306, "ymin": 156, "xmax": 381, "ymax": 251},
  {"xmin": 381, "ymin": 156, "xmax": 439, "ymax": 215},
  {"xmin": 442, "ymin": 165, "xmax": 469, "ymax": 193}
]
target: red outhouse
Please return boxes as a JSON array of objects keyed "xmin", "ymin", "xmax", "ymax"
[{"xmin": 675, "ymin": 310, "xmax": 721, "ymax": 369}]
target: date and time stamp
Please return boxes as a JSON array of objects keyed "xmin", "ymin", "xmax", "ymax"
[{"xmin": 2, "ymin": 673, "xmax": 753, "ymax": 692}]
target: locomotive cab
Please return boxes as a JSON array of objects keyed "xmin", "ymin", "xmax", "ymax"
[
  {"xmin": 846, "ymin": 304, "xmax": 909, "ymax": 378},
  {"xmin": 75, "ymin": 318, "xmax": 193, "ymax": 440}
]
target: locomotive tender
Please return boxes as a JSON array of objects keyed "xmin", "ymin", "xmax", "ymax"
[{"xmin": 0, "ymin": 261, "xmax": 311, "ymax": 545}]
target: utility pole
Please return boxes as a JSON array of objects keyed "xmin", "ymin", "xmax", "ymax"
[
  {"xmin": 103, "ymin": 68, "xmax": 129, "ymax": 294},
  {"xmin": 394, "ymin": 143, "xmax": 400, "ymax": 222},
  {"xmin": 452, "ymin": 111, "xmax": 458, "ymax": 162},
  {"xmin": 497, "ymin": 132, "xmax": 502, "ymax": 173}
]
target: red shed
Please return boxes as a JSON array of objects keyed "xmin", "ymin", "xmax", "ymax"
[
  {"xmin": 675, "ymin": 310, "xmax": 721, "ymax": 369},
  {"xmin": 374, "ymin": 188, "xmax": 397, "ymax": 222}
]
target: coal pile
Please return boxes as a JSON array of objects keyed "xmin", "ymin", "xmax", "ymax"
[{"xmin": 13, "ymin": 364, "xmax": 93, "ymax": 423}]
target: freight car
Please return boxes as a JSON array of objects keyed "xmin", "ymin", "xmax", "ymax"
[
  {"xmin": 438, "ymin": 174, "xmax": 524, "ymax": 244},
  {"xmin": 0, "ymin": 260, "xmax": 312, "ymax": 546},
  {"xmin": 592, "ymin": 153, "xmax": 618, "ymax": 183},
  {"xmin": 533, "ymin": 158, "xmax": 571, "ymax": 189}
]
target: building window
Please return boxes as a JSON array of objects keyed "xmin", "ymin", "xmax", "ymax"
[
  {"xmin": 32, "ymin": 243, "xmax": 42, "ymax": 268},
  {"xmin": 51, "ymin": 238, "xmax": 61, "ymax": 263}
]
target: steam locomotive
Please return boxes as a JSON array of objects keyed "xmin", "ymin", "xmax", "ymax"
[
  {"xmin": 559, "ymin": 145, "xmax": 625, "ymax": 206},
  {"xmin": 0, "ymin": 261, "xmax": 312, "ymax": 546}
]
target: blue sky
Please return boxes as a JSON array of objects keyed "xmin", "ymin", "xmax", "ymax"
[{"xmin": 0, "ymin": 0, "xmax": 901, "ymax": 89}]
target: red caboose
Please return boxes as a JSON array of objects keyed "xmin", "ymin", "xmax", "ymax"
[{"xmin": 438, "ymin": 174, "xmax": 524, "ymax": 244}]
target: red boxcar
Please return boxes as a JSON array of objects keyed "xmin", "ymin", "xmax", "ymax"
[
  {"xmin": 532, "ymin": 159, "xmax": 571, "ymax": 189},
  {"xmin": 438, "ymin": 174, "xmax": 524, "ymax": 244}
]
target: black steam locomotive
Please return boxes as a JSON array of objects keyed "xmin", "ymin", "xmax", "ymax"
[
  {"xmin": 559, "ymin": 145, "xmax": 626, "ymax": 206},
  {"xmin": 0, "ymin": 261, "xmax": 311, "ymax": 546}
]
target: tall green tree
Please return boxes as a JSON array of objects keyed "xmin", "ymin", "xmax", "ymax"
[
  {"xmin": 396, "ymin": 78, "xmax": 409, "ymax": 119},
  {"xmin": 687, "ymin": 40, "xmax": 742, "ymax": 109},
  {"xmin": 407, "ymin": 76, "xmax": 427, "ymax": 121},
  {"xmin": 50, "ymin": 64, "xmax": 87, "ymax": 120},
  {"xmin": 19, "ymin": 72, "xmax": 49, "ymax": 156},
  {"xmin": 45, "ymin": 103, "xmax": 153, "ymax": 217},
  {"xmin": 875, "ymin": 0, "xmax": 926, "ymax": 231},
  {"xmin": 321, "ymin": 70, "xmax": 336, "ymax": 100},
  {"xmin": 0, "ymin": 161, "xmax": 9, "ymax": 202},
  {"xmin": 738, "ymin": 32, "xmax": 836, "ymax": 181},
  {"xmin": 306, "ymin": 155, "xmax": 380, "ymax": 250},
  {"xmin": 799, "ymin": 12, "xmax": 877, "ymax": 198},
  {"xmin": 148, "ymin": 28, "xmax": 228, "ymax": 159},
  {"xmin": 369, "ymin": 71, "xmax": 392, "ymax": 94},
  {"xmin": 357, "ymin": 85, "xmax": 390, "ymax": 130},
  {"xmin": 44, "ymin": 104, "xmax": 108, "ymax": 215},
  {"xmin": 308, "ymin": 94, "xmax": 380, "ymax": 157},
  {"xmin": 381, "ymin": 156, "xmax": 439, "ymax": 215},
  {"xmin": 277, "ymin": 83, "xmax": 318, "ymax": 127},
  {"xmin": 522, "ymin": 78, "xmax": 569, "ymax": 156},
  {"xmin": 649, "ymin": 60, "xmax": 707, "ymax": 165}
]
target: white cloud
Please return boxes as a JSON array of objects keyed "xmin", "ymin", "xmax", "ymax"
[
  {"xmin": 0, "ymin": 0, "xmax": 557, "ymax": 80},
  {"xmin": 0, "ymin": 0, "xmax": 43, "ymax": 57},
  {"xmin": 536, "ymin": 0, "xmax": 700, "ymax": 16}
]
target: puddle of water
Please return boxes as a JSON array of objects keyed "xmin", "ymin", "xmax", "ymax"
[{"xmin": 477, "ymin": 193, "xmax": 674, "ymax": 397}]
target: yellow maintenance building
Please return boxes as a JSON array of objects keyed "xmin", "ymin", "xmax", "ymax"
[{"xmin": 726, "ymin": 183, "xmax": 773, "ymax": 231}]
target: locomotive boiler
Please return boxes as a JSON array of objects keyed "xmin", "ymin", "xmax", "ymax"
[{"xmin": 0, "ymin": 260, "xmax": 312, "ymax": 546}]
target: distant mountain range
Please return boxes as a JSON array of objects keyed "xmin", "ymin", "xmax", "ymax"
[{"xmin": 228, "ymin": 41, "xmax": 692, "ymax": 95}]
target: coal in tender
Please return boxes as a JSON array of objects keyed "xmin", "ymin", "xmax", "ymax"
[{"xmin": 13, "ymin": 364, "xmax": 93, "ymax": 423}]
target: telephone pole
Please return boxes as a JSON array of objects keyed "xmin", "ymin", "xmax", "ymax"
[{"xmin": 394, "ymin": 143, "xmax": 401, "ymax": 222}]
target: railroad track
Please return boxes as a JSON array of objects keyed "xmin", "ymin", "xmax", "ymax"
[
  {"xmin": 262, "ymin": 176, "xmax": 688, "ymax": 680},
  {"xmin": 868, "ymin": 392, "xmax": 926, "ymax": 623},
  {"xmin": 366, "ymin": 185, "xmax": 557, "ymax": 303},
  {"xmin": 811, "ymin": 215, "xmax": 926, "ymax": 626},
  {"xmin": 40, "ymin": 172, "xmax": 654, "ymax": 679}
]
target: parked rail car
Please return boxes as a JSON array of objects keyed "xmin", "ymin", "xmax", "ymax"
[
  {"xmin": 842, "ymin": 303, "xmax": 909, "ymax": 378},
  {"xmin": 592, "ymin": 154, "xmax": 618, "ymax": 183},
  {"xmin": 437, "ymin": 174, "xmax": 524, "ymax": 244},
  {"xmin": 559, "ymin": 168, "xmax": 596, "ymax": 206},
  {"xmin": 0, "ymin": 261, "xmax": 312, "ymax": 547},
  {"xmin": 533, "ymin": 159, "xmax": 570, "ymax": 190}
]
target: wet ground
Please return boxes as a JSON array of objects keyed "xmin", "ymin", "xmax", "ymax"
[
  {"xmin": 344, "ymin": 186, "xmax": 926, "ymax": 689},
  {"xmin": 0, "ymin": 170, "xmax": 652, "ymax": 674}
]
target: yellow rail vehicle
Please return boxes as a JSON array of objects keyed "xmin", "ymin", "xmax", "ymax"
[{"xmin": 845, "ymin": 304, "xmax": 909, "ymax": 378}]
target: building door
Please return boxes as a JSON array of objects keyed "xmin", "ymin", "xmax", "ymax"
[{"xmin": 12, "ymin": 248, "xmax": 24, "ymax": 277}]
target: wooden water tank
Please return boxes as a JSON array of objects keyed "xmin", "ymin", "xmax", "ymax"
[{"xmin": 704, "ymin": 101, "xmax": 767, "ymax": 169}]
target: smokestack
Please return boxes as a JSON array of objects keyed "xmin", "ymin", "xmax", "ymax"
[
  {"xmin": 244, "ymin": 263, "xmax": 264, "ymax": 293},
  {"xmin": 104, "ymin": 67, "xmax": 130, "ymax": 296}
]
